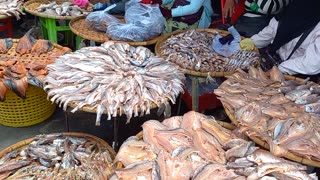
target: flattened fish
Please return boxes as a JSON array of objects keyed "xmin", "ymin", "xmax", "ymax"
[
  {"xmin": 16, "ymin": 29, "xmax": 35, "ymax": 55},
  {"xmin": 31, "ymin": 39, "xmax": 54, "ymax": 54},
  {"xmin": 0, "ymin": 38, "xmax": 13, "ymax": 53},
  {"xmin": 3, "ymin": 76, "xmax": 28, "ymax": 99},
  {"xmin": 269, "ymin": 66, "xmax": 284, "ymax": 82}
]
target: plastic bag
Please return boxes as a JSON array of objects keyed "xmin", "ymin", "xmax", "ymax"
[
  {"xmin": 85, "ymin": 4, "xmax": 120, "ymax": 32},
  {"xmin": 107, "ymin": 3, "xmax": 165, "ymax": 41}
]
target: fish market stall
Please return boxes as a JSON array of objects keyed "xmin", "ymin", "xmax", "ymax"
[
  {"xmin": 44, "ymin": 42, "xmax": 185, "ymax": 149},
  {"xmin": 23, "ymin": 0, "xmax": 92, "ymax": 43},
  {"xmin": 215, "ymin": 66, "xmax": 320, "ymax": 167},
  {"xmin": 0, "ymin": 32, "xmax": 71, "ymax": 127},
  {"xmin": 155, "ymin": 29, "xmax": 261, "ymax": 111},
  {"xmin": 0, "ymin": 132, "xmax": 115, "ymax": 179},
  {"xmin": 111, "ymin": 111, "xmax": 317, "ymax": 179}
]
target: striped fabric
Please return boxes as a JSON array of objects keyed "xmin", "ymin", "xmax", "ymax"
[{"xmin": 243, "ymin": 0, "xmax": 291, "ymax": 17}]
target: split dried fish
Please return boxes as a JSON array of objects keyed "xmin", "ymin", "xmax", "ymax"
[
  {"xmin": 215, "ymin": 66, "xmax": 320, "ymax": 161},
  {"xmin": 44, "ymin": 42, "xmax": 185, "ymax": 125},
  {"xmin": 0, "ymin": 32, "xmax": 69, "ymax": 101},
  {"xmin": 160, "ymin": 30, "xmax": 260, "ymax": 72},
  {"xmin": 113, "ymin": 111, "xmax": 315, "ymax": 180}
]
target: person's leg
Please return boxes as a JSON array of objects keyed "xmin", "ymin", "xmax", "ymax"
[{"xmin": 234, "ymin": 15, "xmax": 271, "ymax": 37}]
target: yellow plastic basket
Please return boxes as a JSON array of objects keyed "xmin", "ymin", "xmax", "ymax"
[{"xmin": 0, "ymin": 85, "xmax": 56, "ymax": 127}]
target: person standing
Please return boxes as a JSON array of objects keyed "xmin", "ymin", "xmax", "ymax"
[
  {"xmin": 242, "ymin": 0, "xmax": 320, "ymax": 76},
  {"xmin": 223, "ymin": 0, "xmax": 291, "ymax": 37}
]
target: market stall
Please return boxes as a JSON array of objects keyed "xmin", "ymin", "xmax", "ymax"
[{"xmin": 155, "ymin": 28, "xmax": 260, "ymax": 111}]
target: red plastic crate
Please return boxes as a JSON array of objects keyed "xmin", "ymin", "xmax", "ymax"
[{"xmin": 181, "ymin": 89, "xmax": 222, "ymax": 112}]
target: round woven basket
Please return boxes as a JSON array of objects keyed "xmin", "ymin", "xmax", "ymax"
[
  {"xmin": 69, "ymin": 16, "xmax": 161, "ymax": 46},
  {"xmin": 0, "ymin": 39, "xmax": 66, "ymax": 127},
  {"xmin": 23, "ymin": 0, "xmax": 90, "ymax": 20},
  {"xmin": 155, "ymin": 28, "xmax": 260, "ymax": 77},
  {"xmin": 0, "ymin": 85, "xmax": 56, "ymax": 127},
  {"xmin": 222, "ymin": 74, "xmax": 320, "ymax": 167},
  {"xmin": 0, "ymin": 132, "xmax": 116, "ymax": 161}
]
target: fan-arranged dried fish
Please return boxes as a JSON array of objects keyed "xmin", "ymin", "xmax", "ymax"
[
  {"xmin": 36, "ymin": 1, "xmax": 91, "ymax": 16},
  {"xmin": 113, "ymin": 111, "xmax": 316, "ymax": 180},
  {"xmin": 0, "ymin": 134, "xmax": 114, "ymax": 179},
  {"xmin": 160, "ymin": 30, "xmax": 260, "ymax": 72},
  {"xmin": 0, "ymin": 0, "xmax": 24, "ymax": 20},
  {"xmin": 215, "ymin": 66, "xmax": 320, "ymax": 161},
  {"xmin": 44, "ymin": 42, "xmax": 185, "ymax": 125}
]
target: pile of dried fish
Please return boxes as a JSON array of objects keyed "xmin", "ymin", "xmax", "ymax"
[
  {"xmin": 44, "ymin": 42, "xmax": 185, "ymax": 125},
  {"xmin": 0, "ymin": 30, "xmax": 71, "ymax": 101},
  {"xmin": 0, "ymin": 0, "xmax": 24, "ymax": 20},
  {"xmin": 112, "ymin": 111, "xmax": 316, "ymax": 180},
  {"xmin": 36, "ymin": 1, "xmax": 91, "ymax": 16},
  {"xmin": 215, "ymin": 66, "xmax": 320, "ymax": 161},
  {"xmin": 160, "ymin": 30, "xmax": 260, "ymax": 72},
  {"xmin": 0, "ymin": 134, "xmax": 114, "ymax": 180}
]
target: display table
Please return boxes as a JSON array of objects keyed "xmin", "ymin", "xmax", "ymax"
[{"xmin": 69, "ymin": 16, "xmax": 162, "ymax": 49}]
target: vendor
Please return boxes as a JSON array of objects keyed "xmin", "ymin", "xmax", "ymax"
[
  {"xmin": 153, "ymin": 0, "xmax": 214, "ymax": 33},
  {"xmin": 223, "ymin": 0, "xmax": 291, "ymax": 37},
  {"xmin": 241, "ymin": 0, "xmax": 320, "ymax": 76}
]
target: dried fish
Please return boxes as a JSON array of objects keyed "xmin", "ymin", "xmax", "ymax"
[
  {"xmin": 114, "ymin": 112, "xmax": 316, "ymax": 180},
  {"xmin": 45, "ymin": 42, "xmax": 185, "ymax": 125},
  {"xmin": 36, "ymin": 1, "xmax": 90, "ymax": 16},
  {"xmin": 215, "ymin": 65, "xmax": 320, "ymax": 161},
  {"xmin": 0, "ymin": 0, "xmax": 24, "ymax": 20},
  {"xmin": 160, "ymin": 30, "xmax": 260, "ymax": 72}
]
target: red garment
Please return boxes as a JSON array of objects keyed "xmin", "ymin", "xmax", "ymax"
[{"xmin": 140, "ymin": 0, "xmax": 152, "ymax": 4}]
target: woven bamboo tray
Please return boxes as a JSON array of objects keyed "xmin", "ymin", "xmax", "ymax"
[
  {"xmin": 222, "ymin": 74, "xmax": 320, "ymax": 167},
  {"xmin": 69, "ymin": 16, "xmax": 162, "ymax": 46},
  {"xmin": 2, "ymin": 39, "xmax": 67, "ymax": 61},
  {"xmin": 0, "ymin": 132, "xmax": 116, "ymax": 161},
  {"xmin": 155, "ymin": 28, "xmax": 259, "ymax": 77},
  {"xmin": 23, "ymin": 0, "xmax": 90, "ymax": 20}
]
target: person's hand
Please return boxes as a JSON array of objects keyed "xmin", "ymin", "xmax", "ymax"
[
  {"xmin": 223, "ymin": 0, "xmax": 235, "ymax": 18},
  {"xmin": 72, "ymin": 0, "xmax": 89, "ymax": 7},
  {"xmin": 159, "ymin": 6, "xmax": 172, "ymax": 18},
  {"xmin": 240, "ymin": 38, "xmax": 255, "ymax": 50}
]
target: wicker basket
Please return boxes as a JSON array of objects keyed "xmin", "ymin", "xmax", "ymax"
[
  {"xmin": 0, "ymin": 39, "xmax": 66, "ymax": 127},
  {"xmin": 155, "ymin": 28, "xmax": 260, "ymax": 77},
  {"xmin": 222, "ymin": 74, "xmax": 320, "ymax": 167},
  {"xmin": 0, "ymin": 85, "xmax": 56, "ymax": 127},
  {"xmin": 0, "ymin": 132, "xmax": 116, "ymax": 161},
  {"xmin": 69, "ymin": 16, "xmax": 161, "ymax": 46}
]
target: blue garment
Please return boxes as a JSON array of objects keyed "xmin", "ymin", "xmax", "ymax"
[
  {"xmin": 162, "ymin": 0, "xmax": 214, "ymax": 28},
  {"xmin": 212, "ymin": 26, "xmax": 241, "ymax": 57}
]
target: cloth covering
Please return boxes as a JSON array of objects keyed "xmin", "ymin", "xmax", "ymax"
[{"xmin": 212, "ymin": 26, "xmax": 241, "ymax": 57}]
